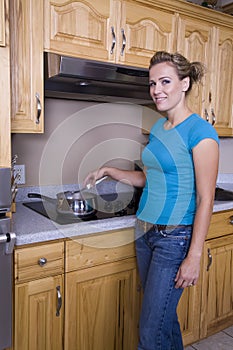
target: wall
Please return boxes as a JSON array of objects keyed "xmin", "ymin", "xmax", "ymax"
[
  {"xmin": 188, "ymin": 0, "xmax": 232, "ymax": 5},
  {"xmin": 11, "ymin": 99, "xmax": 233, "ymax": 187},
  {"xmin": 11, "ymin": 99, "xmax": 148, "ymax": 186}
]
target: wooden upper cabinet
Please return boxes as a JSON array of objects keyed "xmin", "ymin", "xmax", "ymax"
[
  {"xmin": 176, "ymin": 15, "xmax": 213, "ymax": 120},
  {"xmin": 118, "ymin": 0, "xmax": 176, "ymax": 67},
  {"xmin": 10, "ymin": 0, "xmax": 44, "ymax": 133},
  {"xmin": 44, "ymin": 0, "xmax": 176, "ymax": 68},
  {"xmin": 213, "ymin": 26, "xmax": 233, "ymax": 136},
  {"xmin": 0, "ymin": 0, "xmax": 11, "ymax": 166},
  {"xmin": 44, "ymin": 0, "xmax": 112, "ymax": 62}
]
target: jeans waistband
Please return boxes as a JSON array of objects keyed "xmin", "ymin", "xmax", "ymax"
[{"xmin": 136, "ymin": 218, "xmax": 192, "ymax": 234}]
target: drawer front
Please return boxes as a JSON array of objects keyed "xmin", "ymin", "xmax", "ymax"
[
  {"xmin": 66, "ymin": 228, "xmax": 136, "ymax": 272},
  {"xmin": 207, "ymin": 210, "xmax": 233, "ymax": 239},
  {"xmin": 15, "ymin": 242, "xmax": 64, "ymax": 283}
]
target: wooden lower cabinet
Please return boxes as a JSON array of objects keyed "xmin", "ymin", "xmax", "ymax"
[
  {"xmin": 178, "ymin": 281, "xmax": 201, "ymax": 346},
  {"xmin": 12, "ymin": 217, "xmax": 233, "ymax": 349},
  {"xmin": 14, "ymin": 275, "xmax": 64, "ymax": 350},
  {"xmin": 65, "ymin": 229, "xmax": 141, "ymax": 350},
  {"xmin": 200, "ymin": 233, "xmax": 233, "ymax": 338},
  {"xmin": 65, "ymin": 258, "xmax": 140, "ymax": 350}
]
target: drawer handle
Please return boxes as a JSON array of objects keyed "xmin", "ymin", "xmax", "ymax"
[
  {"xmin": 230, "ymin": 215, "xmax": 233, "ymax": 225},
  {"xmin": 207, "ymin": 248, "xmax": 212, "ymax": 271},
  {"xmin": 120, "ymin": 28, "xmax": 126, "ymax": 56},
  {"xmin": 56, "ymin": 286, "xmax": 62, "ymax": 317},
  {"xmin": 211, "ymin": 108, "xmax": 216, "ymax": 126},
  {"xmin": 204, "ymin": 108, "xmax": 209, "ymax": 122},
  {"xmin": 35, "ymin": 92, "xmax": 42, "ymax": 124},
  {"xmin": 110, "ymin": 26, "xmax": 116, "ymax": 54},
  {"xmin": 38, "ymin": 257, "xmax": 47, "ymax": 267}
]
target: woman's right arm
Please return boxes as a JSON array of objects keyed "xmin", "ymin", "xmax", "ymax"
[{"xmin": 84, "ymin": 166, "xmax": 146, "ymax": 188}]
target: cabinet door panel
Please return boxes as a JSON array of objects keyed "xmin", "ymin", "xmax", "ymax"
[
  {"xmin": 10, "ymin": 0, "xmax": 44, "ymax": 133},
  {"xmin": 15, "ymin": 275, "xmax": 64, "ymax": 350},
  {"xmin": 44, "ymin": 0, "xmax": 112, "ymax": 61},
  {"xmin": 120, "ymin": 1, "xmax": 176, "ymax": 67},
  {"xmin": 201, "ymin": 236, "xmax": 233, "ymax": 338},
  {"xmin": 214, "ymin": 27, "xmax": 233, "ymax": 136},
  {"xmin": 65, "ymin": 258, "xmax": 140, "ymax": 350},
  {"xmin": 177, "ymin": 283, "xmax": 201, "ymax": 346},
  {"xmin": 176, "ymin": 15, "xmax": 213, "ymax": 118}
]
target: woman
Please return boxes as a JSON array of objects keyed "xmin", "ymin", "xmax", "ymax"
[{"xmin": 84, "ymin": 51, "xmax": 219, "ymax": 350}]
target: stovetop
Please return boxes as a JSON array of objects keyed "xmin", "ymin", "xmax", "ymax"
[{"xmin": 23, "ymin": 191, "xmax": 141, "ymax": 225}]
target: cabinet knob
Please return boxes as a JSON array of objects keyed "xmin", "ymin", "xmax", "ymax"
[
  {"xmin": 38, "ymin": 257, "xmax": 47, "ymax": 266},
  {"xmin": 230, "ymin": 215, "xmax": 233, "ymax": 225}
]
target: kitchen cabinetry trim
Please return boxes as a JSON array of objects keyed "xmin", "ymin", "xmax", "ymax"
[
  {"xmin": 0, "ymin": 0, "xmax": 5, "ymax": 46},
  {"xmin": 136, "ymin": 0, "xmax": 233, "ymax": 28}
]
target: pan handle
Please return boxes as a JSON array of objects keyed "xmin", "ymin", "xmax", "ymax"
[{"xmin": 28, "ymin": 193, "xmax": 56, "ymax": 204}]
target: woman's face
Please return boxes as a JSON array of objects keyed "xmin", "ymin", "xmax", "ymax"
[{"xmin": 149, "ymin": 62, "xmax": 189, "ymax": 113}]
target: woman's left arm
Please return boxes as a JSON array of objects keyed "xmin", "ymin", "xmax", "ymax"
[{"xmin": 175, "ymin": 138, "xmax": 219, "ymax": 289}]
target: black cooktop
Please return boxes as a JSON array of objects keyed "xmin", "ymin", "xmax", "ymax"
[{"xmin": 23, "ymin": 191, "xmax": 141, "ymax": 225}]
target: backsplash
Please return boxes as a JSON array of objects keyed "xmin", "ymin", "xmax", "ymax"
[{"xmin": 12, "ymin": 99, "xmax": 233, "ymax": 187}]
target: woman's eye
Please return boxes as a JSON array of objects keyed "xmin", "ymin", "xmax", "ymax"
[
  {"xmin": 162, "ymin": 79, "xmax": 171, "ymax": 85},
  {"xmin": 149, "ymin": 81, "xmax": 155, "ymax": 87}
]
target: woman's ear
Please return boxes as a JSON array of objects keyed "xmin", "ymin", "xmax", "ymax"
[{"xmin": 182, "ymin": 77, "xmax": 190, "ymax": 92}]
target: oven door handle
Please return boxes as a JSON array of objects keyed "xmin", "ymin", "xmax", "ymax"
[{"xmin": 0, "ymin": 233, "xmax": 16, "ymax": 254}]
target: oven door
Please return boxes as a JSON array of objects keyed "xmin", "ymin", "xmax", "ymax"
[{"xmin": 0, "ymin": 218, "xmax": 16, "ymax": 350}]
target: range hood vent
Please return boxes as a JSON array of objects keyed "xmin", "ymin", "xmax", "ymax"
[{"xmin": 44, "ymin": 53, "xmax": 152, "ymax": 104}]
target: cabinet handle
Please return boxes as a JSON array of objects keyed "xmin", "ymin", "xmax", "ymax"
[
  {"xmin": 211, "ymin": 108, "xmax": 216, "ymax": 126},
  {"xmin": 56, "ymin": 286, "xmax": 62, "ymax": 317},
  {"xmin": 110, "ymin": 26, "xmax": 116, "ymax": 54},
  {"xmin": 230, "ymin": 215, "xmax": 233, "ymax": 225},
  {"xmin": 35, "ymin": 92, "xmax": 42, "ymax": 124},
  {"xmin": 207, "ymin": 248, "xmax": 212, "ymax": 271},
  {"xmin": 204, "ymin": 108, "xmax": 209, "ymax": 122},
  {"xmin": 38, "ymin": 257, "xmax": 47, "ymax": 267},
  {"xmin": 120, "ymin": 28, "xmax": 126, "ymax": 56}
]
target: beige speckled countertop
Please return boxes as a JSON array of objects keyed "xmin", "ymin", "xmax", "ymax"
[{"xmin": 12, "ymin": 181, "xmax": 233, "ymax": 246}]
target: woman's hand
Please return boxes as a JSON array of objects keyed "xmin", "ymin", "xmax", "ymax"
[
  {"xmin": 83, "ymin": 168, "xmax": 107, "ymax": 188},
  {"xmin": 84, "ymin": 166, "xmax": 146, "ymax": 188},
  {"xmin": 174, "ymin": 255, "xmax": 201, "ymax": 289}
]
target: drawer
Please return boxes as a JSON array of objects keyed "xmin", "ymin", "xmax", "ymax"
[
  {"xmin": 15, "ymin": 242, "xmax": 64, "ymax": 283},
  {"xmin": 66, "ymin": 228, "xmax": 136, "ymax": 272},
  {"xmin": 207, "ymin": 210, "xmax": 233, "ymax": 240}
]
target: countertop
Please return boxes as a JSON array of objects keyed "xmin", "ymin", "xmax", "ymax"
[{"xmin": 11, "ymin": 181, "xmax": 233, "ymax": 247}]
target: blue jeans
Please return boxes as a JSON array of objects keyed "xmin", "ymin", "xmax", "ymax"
[{"xmin": 135, "ymin": 221, "xmax": 192, "ymax": 350}]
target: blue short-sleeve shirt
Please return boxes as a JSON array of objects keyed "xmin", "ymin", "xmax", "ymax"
[{"xmin": 136, "ymin": 114, "xmax": 219, "ymax": 225}]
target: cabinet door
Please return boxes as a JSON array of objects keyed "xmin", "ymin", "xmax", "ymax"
[
  {"xmin": 177, "ymin": 276, "xmax": 202, "ymax": 346},
  {"xmin": 0, "ymin": 0, "xmax": 11, "ymax": 166},
  {"xmin": 213, "ymin": 26, "xmax": 233, "ymax": 136},
  {"xmin": 44, "ymin": 0, "xmax": 113, "ymax": 62},
  {"xmin": 200, "ymin": 235, "xmax": 233, "ymax": 338},
  {"xmin": 14, "ymin": 275, "xmax": 64, "ymax": 350},
  {"xmin": 118, "ymin": 0, "xmax": 177, "ymax": 67},
  {"xmin": 65, "ymin": 257, "xmax": 140, "ymax": 350},
  {"xmin": 176, "ymin": 15, "xmax": 213, "ymax": 120},
  {"xmin": 10, "ymin": 0, "xmax": 44, "ymax": 133}
]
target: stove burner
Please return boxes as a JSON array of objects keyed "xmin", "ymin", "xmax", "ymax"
[{"xmin": 23, "ymin": 191, "xmax": 141, "ymax": 225}]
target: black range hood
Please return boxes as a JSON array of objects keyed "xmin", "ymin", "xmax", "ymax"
[{"xmin": 44, "ymin": 53, "xmax": 151, "ymax": 104}]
